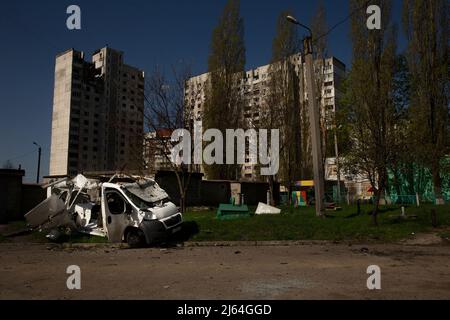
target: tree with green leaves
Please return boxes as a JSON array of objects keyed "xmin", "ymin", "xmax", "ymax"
[
  {"xmin": 203, "ymin": 0, "xmax": 246, "ymax": 180},
  {"xmin": 387, "ymin": 54, "xmax": 412, "ymax": 197},
  {"xmin": 402, "ymin": 0, "xmax": 449, "ymax": 204},
  {"xmin": 261, "ymin": 10, "xmax": 302, "ymax": 204},
  {"xmin": 342, "ymin": 0, "xmax": 399, "ymax": 225},
  {"xmin": 311, "ymin": 2, "xmax": 331, "ymax": 166}
]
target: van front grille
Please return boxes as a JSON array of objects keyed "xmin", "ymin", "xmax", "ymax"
[{"xmin": 162, "ymin": 214, "xmax": 182, "ymax": 228}]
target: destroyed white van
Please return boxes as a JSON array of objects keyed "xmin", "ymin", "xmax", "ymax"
[{"xmin": 25, "ymin": 174, "xmax": 183, "ymax": 247}]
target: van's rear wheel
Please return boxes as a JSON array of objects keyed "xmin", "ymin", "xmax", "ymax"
[{"xmin": 126, "ymin": 229, "xmax": 145, "ymax": 248}]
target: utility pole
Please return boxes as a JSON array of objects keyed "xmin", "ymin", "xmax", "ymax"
[
  {"xmin": 33, "ymin": 142, "xmax": 41, "ymax": 184},
  {"xmin": 287, "ymin": 15, "xmax": 325, "ymax": 216},
  {"xmin": 334, "ymin": 122, "xmax": 341, "ymax": 204},
  {"xmin": 304, "ymin": 37, "xmax": 325, "ymax": 216}
]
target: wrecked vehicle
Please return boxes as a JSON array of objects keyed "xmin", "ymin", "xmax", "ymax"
[{"xmin": 25, "ymin": 174, "xmax": 183, "ymax": 247}]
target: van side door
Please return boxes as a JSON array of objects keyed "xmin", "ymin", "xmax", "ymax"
[{"xmin": 101, "ymin": 187, "xmax": 132, "ymax": 242}]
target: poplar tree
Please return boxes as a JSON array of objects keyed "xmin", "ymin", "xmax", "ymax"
[
  {"xmin": 342, "ymin": 0, "xmax": 399, "ymax": 225},
  {"xmin": 262, "ymin": 10, "xmax": 302, "ymax": 203},
  {"xmin": 403, "ymin": 0, "xmax": 449, "ymax": 204},
  {"xmin": 203, "ymin": 0, "xmax": 246, "ymax": 180}
]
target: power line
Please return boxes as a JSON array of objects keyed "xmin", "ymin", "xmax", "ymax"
[
  {"xmin": 2, "ymin": 147, "xmax": 48, "ymax": 164},
  {"xmin": 313, "ymin": 0, "xmax": 372, "ymax": 43},
  {"xmin": 2, "ymin": 150, "xmax": 36, "ymax": 163}
]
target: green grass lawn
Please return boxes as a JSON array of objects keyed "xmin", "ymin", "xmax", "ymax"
[
  {"xmin": 184, "ymin": 204, "xmax": 450, "ymax": 242},
  {"xmin": 2, "ymin": 204, "xmax": 448, "ymax": 244}
]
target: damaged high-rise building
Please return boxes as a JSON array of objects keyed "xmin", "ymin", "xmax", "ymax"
[{"xmin": 49, "ymin": 47, "xmax": 145, "ymax": 177}]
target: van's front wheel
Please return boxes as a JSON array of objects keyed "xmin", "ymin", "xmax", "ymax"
[{"xmin": 126, "ymin": 229, "xmax": 145, "ymax": 248}]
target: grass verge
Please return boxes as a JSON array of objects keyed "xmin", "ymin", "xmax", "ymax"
[
  {"xmin": 184, "ymin": 204, "xmax": 450, "ymax": 242},
  {"xmin": 2, "ymin": 204, "xmax": 448, "ymax": 244}
]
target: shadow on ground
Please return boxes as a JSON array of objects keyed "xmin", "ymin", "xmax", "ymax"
[{"xmin": 159, "ymin": 221, "xmax": 200, "ymax": 248}]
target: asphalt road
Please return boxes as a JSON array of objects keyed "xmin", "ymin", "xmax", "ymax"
[{"xmin": 1, "ymin": 243, "xmax": 449, "ymax": 300}]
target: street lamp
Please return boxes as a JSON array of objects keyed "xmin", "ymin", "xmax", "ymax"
[
  {"xmin": 286, "ymin": 15, "xmax": 312, "ymax": 36},
  {"xmin": 33, "ymin": 142, "xmax": 42, "ymax": 184},
  {"xmin": 287, "ymin": 15, "xmax": 325, "ymax": 217}
]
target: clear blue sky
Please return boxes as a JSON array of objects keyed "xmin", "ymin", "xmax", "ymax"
[{"xmin": 0, "ymin": 0, "xmax": 405, "ymax": 182}]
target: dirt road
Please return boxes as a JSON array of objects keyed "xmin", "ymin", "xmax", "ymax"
[{"xmin": 1, "ymin": 242, "xmax": 449, "ymax": 300}]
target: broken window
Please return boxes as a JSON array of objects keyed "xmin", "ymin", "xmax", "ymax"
[{"xmin": 106, "ymin": 192, "xmax": 126, "ymax": 215}]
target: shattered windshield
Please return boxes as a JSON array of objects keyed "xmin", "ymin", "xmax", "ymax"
[
  {"xmin": 122, "ymin": 189, "xmax": 153, "ymax": 210},
  {"xmin": 121, "ymin": 180, "xmax": 169, "ymax": 210}
]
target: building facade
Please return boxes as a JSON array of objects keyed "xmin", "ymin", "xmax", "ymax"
[
  {"xmin": 143, "ymin": 129, "xmax": 174, "ymax": 175},
  {"xmin": 184, "ymin": 55, "xmax": 346, "ymax": 181},
  {"xmin": 49, "ymin": 47, "xmax": 145, "ymax": 177}
]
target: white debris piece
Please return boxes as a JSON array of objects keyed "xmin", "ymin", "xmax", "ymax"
[{"xmin": 255, "ymin": 202, "xmax": 281, "ymax": 215}]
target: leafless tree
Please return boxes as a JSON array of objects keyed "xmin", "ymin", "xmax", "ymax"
[{"xmin": 143, "ymin": 64, "xmax": 194, "ymax": 213}]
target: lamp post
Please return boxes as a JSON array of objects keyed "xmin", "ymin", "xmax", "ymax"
[
  {"xmin": 33, "ymin": 142, "xmax": 41, "ymax": 184},
  {"xmin": 287, "ymin": 15, "xmax": 325, "ymax": 217}
]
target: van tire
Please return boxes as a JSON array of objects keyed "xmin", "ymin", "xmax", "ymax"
[{"xmin": 126, "ymin": 229, "xmax": 145, "ymax": 248}]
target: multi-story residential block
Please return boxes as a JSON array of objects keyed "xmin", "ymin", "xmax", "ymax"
[
  {"xmin": 184, "ymin": 55, "xmax": 346, "ymax": 181},
  {"xmin": 319, "ymin": 57, "xmax": 346, "ymax": 129},
  {"xmin": 143, "ymin": 129, "xmax": 174, "ymax": 175},
  {"xmin": 49, "ymin": 47, "xmax": 145, "ymax": 177}
]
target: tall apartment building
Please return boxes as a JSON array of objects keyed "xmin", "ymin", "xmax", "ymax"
[
  {"xmin": 143, "ymin": 129, "xmax": 174, "ymax": 175},
  {"xmin": 185, "ymin": 55, "xmax": 346, "ymax": 180},
  {"xmin": 49, "ymin": 47, "xmax": 145, "ymax": 177}
]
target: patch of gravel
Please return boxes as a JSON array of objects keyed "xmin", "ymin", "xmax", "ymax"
[{"xmin": 402, "ymin": 233, "xmax": 444, "ymax": 246}]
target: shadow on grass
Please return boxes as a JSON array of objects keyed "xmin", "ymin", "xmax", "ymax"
[{"xmin": 166, "ymin": 221, "xmax": 200, "ymax": 245}]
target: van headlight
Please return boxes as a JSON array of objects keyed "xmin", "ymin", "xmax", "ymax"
[{"xmin": 143, "ymin": 212, "xmax": 157, "ymax": 221}]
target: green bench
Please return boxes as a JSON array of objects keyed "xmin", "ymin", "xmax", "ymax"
[{"xmin": 217, "ymin": 204, "xmax": 250, "ymax": 220}]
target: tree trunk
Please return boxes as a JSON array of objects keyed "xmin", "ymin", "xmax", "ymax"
[
  {"xmin": 372, "ymin": 188, "xmax": 382, "ymax": 227},
  {"xmin": 288, "ymin": 184, "xmax": 293, "ymax": 207},
  {"xmin": 392, "ymin": 167, "xmax": 402, "ymax": 197},
  {"xmin": 432, "ymin": 160, "xmax": 443, "ymax": 205},
  {"xmin": 267, "ymin": 176, "xmax": 275, "ymax": 206},
  {"xmin": 179, "ymin": 195, "xmax": 186, "ymax": 214}
]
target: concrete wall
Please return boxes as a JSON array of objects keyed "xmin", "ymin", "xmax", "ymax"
[
  {"xmin": 155, "ymin": 171, "xmax": 203, "ymax": 207},
  {"xmin": 21, "ymin": 184, "xmax": 46, "ymax": 216},
  {"xmin": 241, "ymin": 182, "xmax": 279, "ymax": 206},
  {"xmin": 200, "ymin": 181, "xmax": 231, "ymax": 207},
  {"xmin": 153, "ymin": 171, "xmax": 280, "ymax": 208},
  {"xmin": 0, "ymin": 170, "xmax": 25, "ymax": 223},
  {"xmin": 0, "ymin": 170, "xmax": 47, "ymax": 223}
]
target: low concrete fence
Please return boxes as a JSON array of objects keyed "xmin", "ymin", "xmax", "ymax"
[
  {"xmin": 0, "ymin": 169, "xmax": 46, "ymax": 223},
  {"xmin": 155, "ymin": 171, "xmax": 278, "ymax": 208}
]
